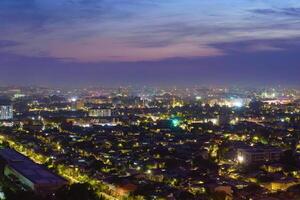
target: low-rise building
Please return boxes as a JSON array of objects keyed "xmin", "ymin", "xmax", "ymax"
[
  {"xmin": 237, "ymin": 147, "xmax": 282, "ymax": 165},
  {"xmin": 89, "ymin": 108, "xmax": 111, "ymax": 117},
  {"xmin": 0, "ymin": 148, "xmax": 67, "ymax": 194}
]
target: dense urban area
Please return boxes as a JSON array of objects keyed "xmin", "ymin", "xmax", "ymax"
[{"xmin": 0, "ymin": 86, "xmax": 300, "ymax": 200}]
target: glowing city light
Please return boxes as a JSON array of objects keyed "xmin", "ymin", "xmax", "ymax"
[
  {"xmin": 237, "ymin": 155, "xmax": 244, "ymax": 163},
  {"xmin": 70, "ymin": 97, "xmax": 77, "ymax": 102},
  {"xmin": 233, "ymin": 99, "xmax": 243, "ymax": 108},
  {"xmin": 172, "ymin": 119, "xmax": 181, "ymax": 127},
  {"xmin": 196, "ymin": 96, "xmax": 202, "ymax": 100}
]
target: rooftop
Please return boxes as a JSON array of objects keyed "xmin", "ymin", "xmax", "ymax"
[{"xmin": 0, "ymin": 148, "xmax": 67, "ymax": 185}]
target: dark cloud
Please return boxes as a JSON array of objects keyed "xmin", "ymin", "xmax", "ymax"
[
  {"xmin": 0, "ymin": 40, "xmax": 20, "ymax": 49},
  {"xmin": 0, "ymin": 36, "xmax": 300, "ymax": 87},
  {"xmin": 210, "ymin": 38, "xmax": 300, "ymax": 53},
  {"xmin": 251, "ymin": 7, "xmax": 300, "ymax": 17},
  {"xmin": 0, "ymin": 0, "xmax": 140, "ymax": 32}
]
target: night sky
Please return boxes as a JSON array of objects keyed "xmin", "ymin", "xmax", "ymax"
[{"xmin": 1, "ymin": 0, "xmax": 300, "ymax": 87}]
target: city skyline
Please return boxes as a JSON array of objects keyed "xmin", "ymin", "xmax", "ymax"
[
  {"xmin": 2, "ymin": 2, "xmax": 300, "ymax": 199},
  {"xmin": 1, "ymin": 0, "xmax": 300, "ymax": 86}
]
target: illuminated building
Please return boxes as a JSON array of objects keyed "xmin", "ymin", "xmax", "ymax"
[
  {"xmin": 237, "ymin": 147, "xmax": 282, "ymax": 165},
  {"xmin": 208, "ymin": 98, "xmax": 250, "ymax": 108},
  {"xmin": 70, "ymin": 97, "xmax": 84, "ymax": 111},
  {"xmin": 86, "ymin": 97, "xmax": 111, "ymax": 104},
  {"xmin": 89, "ymin": 108, "xmax": 112, "ymax": 117},
  {"xmin": 75, "ymin": 100, "xmax": 85, "ymax": 110},
  {"xmin": 0, "ymin": 100, "xmax": 13, "ymax": 120}
]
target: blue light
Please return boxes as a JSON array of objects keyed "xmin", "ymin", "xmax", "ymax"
[
  {"xmin": 172, "ymin": 119, "xmax": 180, "ymax": 127},
  {"xmin": 233, "ymin": 100, "xmax": 243, "ymax": 108}
]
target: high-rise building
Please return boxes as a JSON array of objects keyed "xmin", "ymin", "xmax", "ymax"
[
  {"xmin": 75, "ymin": 100, "xmax": 85, "ymax": 110},
  {"xmin": 0, "ymin": 100, "xmax": 13, "ymax": 120}
]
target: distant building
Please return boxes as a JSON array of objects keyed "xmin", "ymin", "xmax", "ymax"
[
  {"xmin": 0, "ymin": 99, "xmax": 13, "ymax": 120},
  {"xmin": 218, "ymin": 113, "xmax": 232, "ymax": 125},
  {"xmin": 75, "ymin": 100, "xmax": 85, "ymax": 110},
  {"xmin": 89, "ymin": 108, "xmax": 111, "ymax": 117},
  {"xmin": 237, "ymin": 147, "xmax": 282, "ymax": 165},
  {"xmin": 86, "ymin": 96, "xmax": 112, "ymax": 104},
  {"xmin": 70, "ymin": 98, "xmax": 85, "ymax": 111},
  {"xmin": 0, "ymin": 148, "xmax": 67, "ymax": 194}
]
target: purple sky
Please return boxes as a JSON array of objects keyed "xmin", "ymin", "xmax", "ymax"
[{"xmin": 1, "ymin": 0, "xmax": 300, "ymax": 87}]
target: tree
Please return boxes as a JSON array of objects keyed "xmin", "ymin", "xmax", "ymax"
[
  {"xmin": 212, "ymin": 191, "xmax": 228, "ymax": 200},
  {"xmin": 55, "ymin": 183, "xmax": 102, "ymax": 200},
  {"xmin": 3, "ymin": 187, "xmax": 43, "ymax": 200},
  {"xmin": 281, "ymin": 149, "xmax": 298, "ymax": 170}
]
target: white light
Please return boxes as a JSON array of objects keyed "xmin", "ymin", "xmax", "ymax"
[
  {"xmin": 233, "ymin": 100, "xmax": 243, "ymax": 108},
  {"xmin": 237, "ymin": 155, "xmax": 244, "ymax": 163},
  {"xmin": 211, "ymin": 118, "xmax": 219, "ymax": 125},
  {"xmin": 70, "ymin": 97, "xmax": 77, "ymax": 102},
  {"xmin": 196, "ymin": 96, "xmax": 202, "ymax": 100}
]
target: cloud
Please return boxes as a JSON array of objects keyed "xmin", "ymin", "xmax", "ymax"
[
  {"xmin": 1, "ymin": 1, "xmax": 300, "ymax": 62},
  {"xmin": 210, "ymin": 37, "xmax": 300, "ymax": 54},
  {"xmin": 0, "ymin": 40, "xmax": 20, "ymax": 49},
  {"xmin": 251, "ymin": 7, "xmax": 300, "ymax": 17}
]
